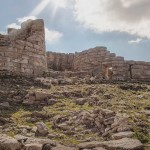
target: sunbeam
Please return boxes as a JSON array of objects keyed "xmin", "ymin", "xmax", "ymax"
[
  {"xmin": 50, "ymin": 0, "xmax": 67, "ymax": 19},
  {"xmin": 30, "ymin": 0, "xmax": 50, "ymax": 16},
  {"xmin": 30, "ymin": 0, "xmax": 67, "ymax": 17}
]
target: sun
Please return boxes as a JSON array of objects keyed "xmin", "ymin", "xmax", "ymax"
[{"xmin": 30, "ymin": 0, "xmax": 67, "ymax": 17}]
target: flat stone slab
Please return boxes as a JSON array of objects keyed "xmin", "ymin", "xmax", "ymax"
[
  {"xmin": 52, "ymin": 144, "xmax": 77, "ymax": 150},
  {"xmin": 78, "ymin": 138, "xmax": 143, "ymax": 150},
  {"xmin": 78, "ymin": 141, "xmax": 103, "ymax": 149},
  {"xmin": 111, "ymin": 131, "xmax": 134, "ymax": 140},
  {"xmin": 102, "ymin": 138, "xmax": 143, "ymax": 150},
  {"xmin": 93, "ymin": 147, "xmax": 106, "ymax": 150}
]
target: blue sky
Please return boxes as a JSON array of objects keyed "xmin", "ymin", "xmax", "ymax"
[{"xmin": 0, "ymin": 0, "xmax": 150, "ymax": 61}]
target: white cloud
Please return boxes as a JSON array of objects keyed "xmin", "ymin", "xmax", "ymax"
[
  {"xmin": 7, "ymin": 23, "xmax": 20, "ymax": 29},
  {"xmin": 17, "ymin": 16, "xmax": 37, "ymax": 23},
  {"xmin": 45, "ymin": 27, "xmax": 63, "ymax": 44},
  {"xmin": 120, "ymin": 0, "xmax": 141, "ymax": 7},
  {"xmin": 6, "ymin": 16, "xmax": 37, "ymax": 29},
  {"xmin": 0, "ymin": 31, "xmax": 7, "ymax": 35},
  {"xmin": 74, "ymin": 0, "xmax": 150, "ymax": 38},
  {"xmin": 128, "ymin": 38, "xmax": 143, "ymax": 44}
]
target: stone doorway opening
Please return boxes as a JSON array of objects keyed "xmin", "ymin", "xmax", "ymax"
[{"xmin": 102, "ymin": 65, "xmax": 113, "ymax": 79}]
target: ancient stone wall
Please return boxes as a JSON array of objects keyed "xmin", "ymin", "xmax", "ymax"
[
  {"xmin": 47, "ymin": 52, "xmax": 74, "ymax": 71},
  {"xmin": 127, "ymin": 61, "xmax": 150, "ymax": 81},
  {"xmin": 74, "ymin": 47, "xmax": 129, "ymax": 80},
  {"xmin": 0, "ymin": 19, "xmax": 149, "ymax": 81},
  {"xmin": 47, "ymin": 47, "xmax": 150, "ymax": 81},
  {"xmin": 47, "ymin": 47, "xmax": 129, "ymax": 79},
  {"xmin": 0, "ymin": 19, "xmax": 47, "ymax": 76}
]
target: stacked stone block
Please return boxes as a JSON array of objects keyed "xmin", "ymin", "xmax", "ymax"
[
  {"xmin": 127, "ymin": 61, "xmax": 150, "ymax": 81},
  {"xmin": 74, "ymin": 47, "xmax": 129, "ymax": 80},
  {"xmin": 0, "ymin": 19, "xmax": 47, "ymax": 76},
  {"xmin": 47, "ymin": 47, "xmax": 150, "ymax": 81}
]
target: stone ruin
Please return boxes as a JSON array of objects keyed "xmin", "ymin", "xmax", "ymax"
[
  {"xmin": 0, "ymin": 19, "xmax": 47, "ymax": 76},
  {"xmin": 0, "ymin": 19, "xmax": 150, "ymax": 81},
  {"xmin": 47, "ymin": 47, "xmax": 150, "ymax": 81}
]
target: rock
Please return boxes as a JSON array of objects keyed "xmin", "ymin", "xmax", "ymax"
[
  {"xmin": 42, "ymin": 143, "xmax": 52, "ymax": 150},
  {"xmin": 0, "ymin": 134, "xmax": 20, "ymax": 150},
  {"xmin": 90, "ymin": 77, "xmax": 96, "ymax": 83},
  {"xmin": 78, "ymin": 138, "xmax": 143, "ymax": 150},
  {"xmin": 0, "ymin": 117, "xmax": 10, "ymax": 125},
  {"xmin": 75, "ymin": 98, "xmax": 87, "ymax": 105},
  {"xmin": 46, "ymin": 99, "xmax": 57, "ymax": 105},
  {"xmin": 48, "ymin": 134, "xmax": 57, "ymax": 139},
  {"xmin": 34, "ymin": 77, "xmax": 52, "ymax": 88},
  {"xmin": 104, "ymin": 117, "xmax": 115, "ymax": 125},
  {"xmin": 117, "ymin": 124, "xmax": 131, "ymax": 132},
  {"xmin": 36, "ymin": 122, "xmax": 49, "ymax": 136},
  {"xmin": 23, "ymin": 91, "xmax": 51, "ymax": 105},
  {"xmin": 22, "ymin": 128, "xmax": 28, "ymax": 135},
  {"xmin": 25, "ymin": 137, "xmax": 55, "ymax": 145},
  {"xmin": 103, "ymin": 93, "xmax": 113, "ymax": 99},
  {"xmin": 29, "ymin": 111, "xmax": 52, "ymax": 119},
  {"xmin": 31, "ymin": 126, "xmax": 38, "ymax": 133},
  {"xmin": 14, "ymin": 134, "xmax": 28, "ymax": 142},
  {"xmin": 111, "ymin": 131, "xmax": 134, "ymax": 140},
  {"xmin": 0, "ymin": 102, "xmax": 10, "ymax": 108},
  {"xmin": 18, "ymin": 125, "xmax": 32, "ymax": 130},
  {"xmin": 101, "ymin": 109, "xmax": 115, "ymax": 118},
  {"xmin": 57, "ymin": 123, "xmax": 70, "ymax": 131},
  {"xmin": 141, "ymin": 110, "xmax": 150, "ymax": 116},
  {"xmin": 93, "ymin": 148, "xmax": 106, "ymax": 150},
  {"xmin": 34, "ymin": 91, "xmax": 51, "ymax": 101},
  {"xmin": 137, "ymin": 95, "xmax": 144, "ymax": 99},
  {"xmin": 102, "ymin": 138, "xmax": 143, "ymax": 150},
  {"xmin": 23, "ymin": 137, "xmax": 56, "ymax": 150},
  {"xmin": 48, "ymin": 133, "xmax": 65, "ymax": 139},
  {"xmin": 111, "ymin": 114, "xmax": 130, "ymax": 132},
  {"xmin": 52, "ymin": 144, "xmax": 77, "ymax": 150},
  {"xmin": 25, "ymin": 143, "xmax": 42, "ymax": 150},
  {"xmin": 78, "ymin": 141, "xmax": 102, "ymax": 149},
  {"xmin": 23, "ymin": 93, "xmax": 36, "ymax": 105}
]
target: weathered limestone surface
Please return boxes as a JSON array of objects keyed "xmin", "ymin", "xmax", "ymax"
[{"xmin": 0, "ymin": 19, "xmax": 47, "ymax": 76}]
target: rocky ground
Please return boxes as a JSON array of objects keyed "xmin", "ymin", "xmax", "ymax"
[{"xmin": 0, "ymin": 73, "xmax": 150, "ymax": 150}]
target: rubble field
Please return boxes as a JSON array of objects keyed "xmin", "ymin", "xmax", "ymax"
[{"xmin": 0, "ymin": 74, "xmax": 150, "ymax": 150}]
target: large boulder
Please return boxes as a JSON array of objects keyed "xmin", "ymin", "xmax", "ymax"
[
  {"xmin": 36, "ymin": 122, "xmax": 49, "ymax": 136},
  {"xmin": 0, "ymin": 134, "xmax": 20, "ymax": 150},
  {"xmin": 15, "ymin": 135, "xmax": 55, "ymax": 150}
]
